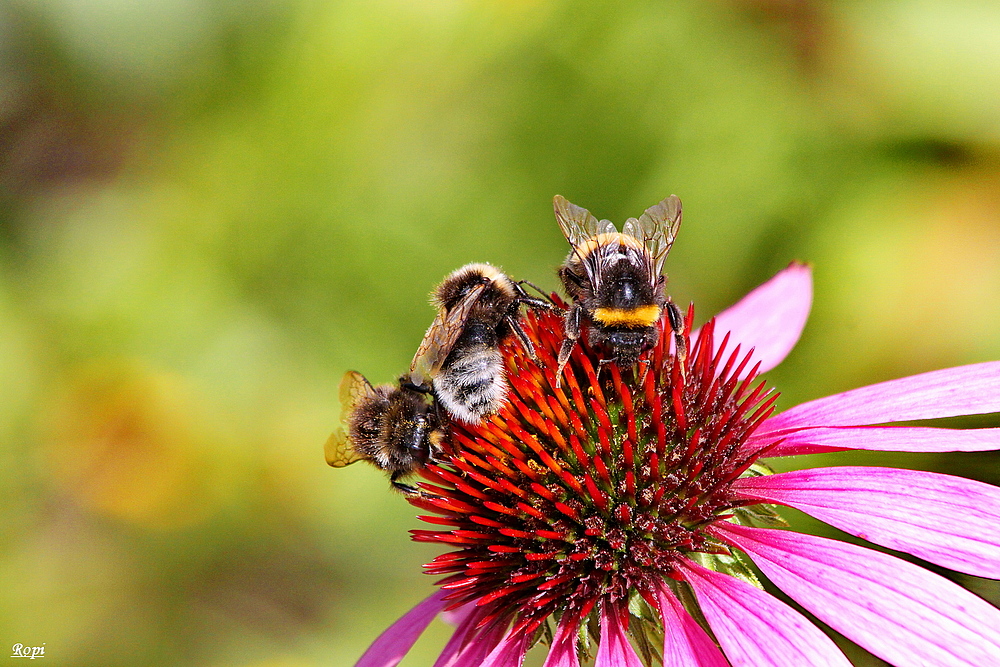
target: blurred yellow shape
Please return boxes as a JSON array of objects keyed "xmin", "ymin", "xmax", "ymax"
[{"xmin": 38, "ymin": 360, "xmax": 220, "ymax": 529}]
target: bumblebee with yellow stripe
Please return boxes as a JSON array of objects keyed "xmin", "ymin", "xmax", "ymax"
[{"xmin": 554, "ymin": 194, "xmax": 686, "ymax": 385}]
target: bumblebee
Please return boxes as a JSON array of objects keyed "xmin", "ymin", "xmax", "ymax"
[
  {"xmin": 408, "ymin": 263, "xmax": 552, "ymax": 424},
  {"xmin": 553, "ymin": 194, "xmax": 685, "ymax": 383},
  {"xmin": 325, "ymin": 370, "xmax": 444, "ymax": 494}
]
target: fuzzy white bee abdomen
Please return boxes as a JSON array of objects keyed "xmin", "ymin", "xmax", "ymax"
[{"xmin": 434, "ymin": 345, "xmax": 507, "ymax": 424}]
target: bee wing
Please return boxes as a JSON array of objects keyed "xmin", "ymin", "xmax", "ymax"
[
  {"xmin": 340, "ymin": 370, "xmax": 376, "ymax": 420},
  {"xmin": 325, "ymin": 370, "xmax": 374, "ymax": 468},
  {"xmin": 553, "ymin": 195, "xmax": 604, "ymax": 248},
  {"xmin": 324, "ymin": 428, "xmax": 364, "ymax": 467},
  {"xmin": 409, "ymin": 282, "xmax": 488, "ymax": 387},
  {"xmin": 554, "ymin": 195, "xmax": 620, "ymax": 289},
  {"xmin": 632, "ymin": 194, "xmax": 682, "ymax": 276}
]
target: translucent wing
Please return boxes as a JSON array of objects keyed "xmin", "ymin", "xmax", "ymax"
[
  {"xmin": 554, "ymin": 195, "xmax": 620, "ymax": 289},
  {"xmin": 324, "ymin": 428, "xmax": 363, "ymax": 467},
  {"xmin": 553, "ymin": 195, "xmax": 603, "ymax": 249},
  {"xmin": 340, "ymin": 370, "xmax": 376, "ymax": 418},
  {"xmin": 409, "ymin": 282, "xmax": 488, "ymax": 387},
  {"xmin": 621, "ymin": 217, "xmax": 641, "ymax": 239},
  {"xmin": 633, "ymin": 194, "xmax": 682, "ymax": 276},
  {"xmin": 325, "ymin": 370, "xmax": 376, "ymax": 467}
]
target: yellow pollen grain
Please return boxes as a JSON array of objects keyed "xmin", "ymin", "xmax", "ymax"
[{"xmin": 592, "ymin": 305, "xmax": 662, "ymax": 327}]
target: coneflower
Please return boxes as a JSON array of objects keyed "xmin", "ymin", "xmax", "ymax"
[{"xmin": 355, "ymin": 263, "xmax": 1000, "ymax": 667}]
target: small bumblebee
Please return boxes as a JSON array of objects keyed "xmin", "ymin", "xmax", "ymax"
[
  {"xmin": 325, "ymin": 370, "xmax": 445, "ymax": 494},
  {"xmin": 407, "ymin": 263, "xmax": 553, "ymax": 424},
  {"xmin": 553, "ymin": 194, "xmax": 685, "ymax": 383}
]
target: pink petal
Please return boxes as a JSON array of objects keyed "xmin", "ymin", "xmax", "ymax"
[
  {"xmin": 714, "ymin": 522, "xmax": 1000, "ymax": 667},
  {"xmin": 760, "ymin": 361, "xmax": 1000, "ymax": 435},
  {"xmin": 432, "ymin": 606, "xmax": 482, "ymax": 667},
  {"xmin": 655, "ymin": 584, "xmax": 729, "ymax": 667},
  {"xmin": 480, "ymin": 626, "xmax": 530, "ymax": 667},
  {"xmin": 734, "ymin": 466, "xmax": 1000, "ymax": 579},
  {"xmin": 678, "ymin": 559, "xmax": 852, "ymax": 667},
  {"xmin": 595, "ymin": 605, "xmax": 644, "ymax": 667},
  {"xmin": 693, "ymin": 262, "xmax": 812, "ymax": 376},
  {"xmin": 356, "ymin": 590, "xmax": 450, "ymax": 667},
  {"xmin": 439, "ymin": 602, "xmax": 477, "ymax": 627},
  {"xmin": 542, "ymin": 616, "xmax": 582, "ymax": 667},
  {"xmin": 750, "ymin": 425, "xmax": 1000, "ymax": 457},
  {"xmin": 432, "ymin": 607, "xmax": 506, "ymax": 667}
]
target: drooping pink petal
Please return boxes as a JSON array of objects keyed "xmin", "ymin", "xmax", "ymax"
[
  {"xmin": 759, "ymin": 361, "xmax": 1000, "ymax": 435},
  {"xmin": 678, "ymin": 559, "xmax": 852, "ymax": 667},
  {"xmin": 714, "ymin": 522, "xmax": 1000, "ymax": 667},
  {"xmin": 439, "ymin": 602, "xmax": 477, "ymax": 627},
  {"xmin": 356, "ymin": 590, "xmax": 450, "ymax": 667},
  {"xmin": 542, "ymin": 615, "xmax": 582, "ymax": 667},
  {"xmin": 595, "ymin": 604, "xmax": 644, "ymax": 667},
  {"xmin": 444, "ymin": 622, "xmax": 509, "ymax": 667},
  {"xmin": 692, "ymin": 262, "xmax": 812, "ymax": 376},
  {"xmin": 432, "ymin": 606, "xmax": 482, "ymax": 667},
  {"xmin": 750, "ymin": 425, "xmax": 1000, "ymax": 457},
  {"xmin": 480, "ymin": 626, "xmax": 530, "ymax": 667},
  {"xmin": 734, "ymin": 466, "xmax": 1000, "ymax": 579},
  {"xmin": 432, "ymin": 607, "xmax": 506, "ymax": 667},
  {"xmin": 655, "ymin": 583, "xmax": 729, "ymax": 667}
]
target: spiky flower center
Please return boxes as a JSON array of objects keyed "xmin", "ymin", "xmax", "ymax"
[{"xmin": 409, "ymin": 305, "xmax": 779, "ymax": 638}]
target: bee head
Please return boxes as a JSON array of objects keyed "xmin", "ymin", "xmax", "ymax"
[
  {"xmin": 433, "ymin": 263, "xmax": 513, "ymax": 310},
  {"xmin": 589, "ymin": 327, "xmax": 658, "ymax": 366}
]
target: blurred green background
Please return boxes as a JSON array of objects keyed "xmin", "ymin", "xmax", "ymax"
[{"xmin": 2, "ymin": 0, "xmax": 999, "ymax": 665}]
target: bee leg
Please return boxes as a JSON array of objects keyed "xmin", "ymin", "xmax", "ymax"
[
  {"xmin": 637, "ymin": 357, "xmax": 651, "ymax": 387},
  {"xmin": 390, "ymin": 471, "xmax": 420, "ymax": 495},
  {"xmin": 522, "ymin": 296, "xmax": 560, "ymax": 312},
  {"xmin": 399, "ymin": 377, "xmax": 432, "ymax": 394},
  {"xmin": 555, "ymin": 305, "xmax": 582, "ymax": 388},
  {"xmin": 515, "ymin": 280, "xmax": 561, "ymax": 310},
  {"xmin": 666, "ymin": 299, "xmax": 687, "ymax": 377},
  {"xmin": 596, "ymin": 357, "xmax": 617, "ymax": 383},
  {"xmin": 555, "ymin": 340, "xmax": 576, "ymax": 389},
  {"xmin": 430, "ymin": 396, "xmax": 447, "ymax": 427},
  {"xmin": 507, "ymin": 314, "xmax": 538, "ymax": 361}
]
